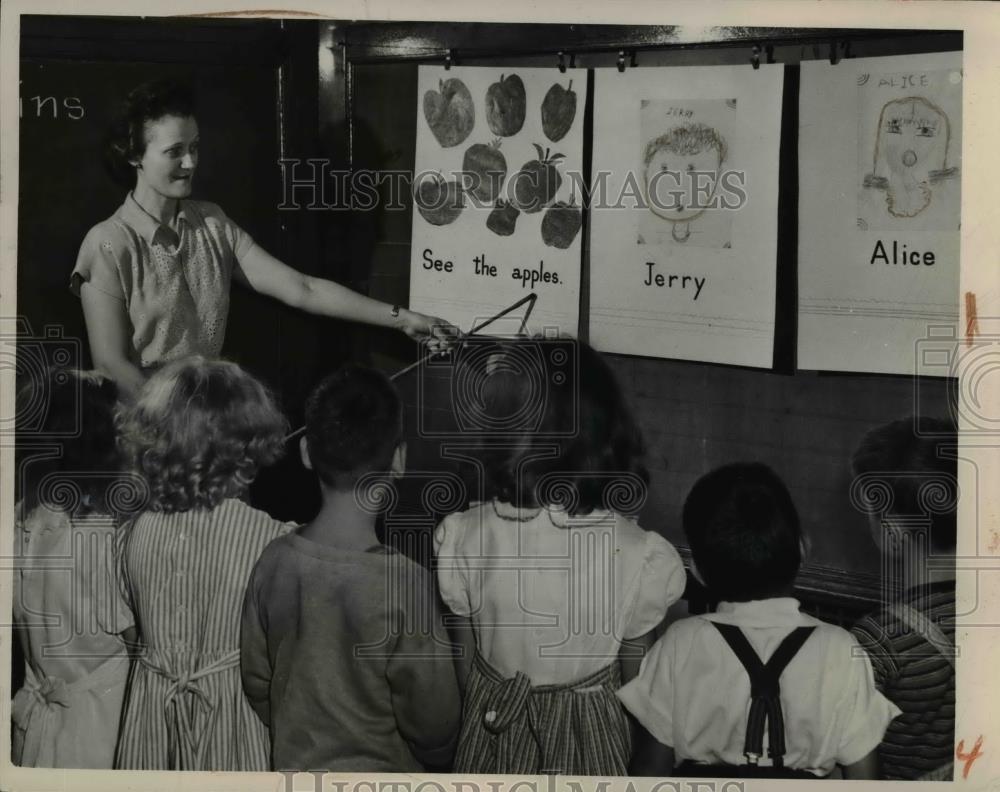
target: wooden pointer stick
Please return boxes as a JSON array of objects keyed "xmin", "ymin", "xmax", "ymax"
[{"xmin": 284, "ymin": 293, "xmax": 539, "ymax": 442}]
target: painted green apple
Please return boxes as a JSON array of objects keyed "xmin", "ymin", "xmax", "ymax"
[
  {"xmin": 462, "ymin": 139, "xmax": 507, "ymax": 204},
  {"xmin": 414, "ymin": 174, "xmax": 465, "ymax": 225},
  {"xmin": 423, "ymin": 78, "xmax": 475, "ymax": 148},
  {"xmin": 486, "ymin": 73, "xmax": 526, "ymax": 137},
  {"xmin": 541, "ymin": 201, "xmax": 582, "ymax": 249},
  {"xmin": 487, "ymin": 199, "xmax": 520, "ymax": 236},
  {"xmin": 510, "ymin": 144, "xmax": 565, "ymax": 214},
  {"xmin": 541, "ymin": 80, "xmax": 577, "ymax": 142}
]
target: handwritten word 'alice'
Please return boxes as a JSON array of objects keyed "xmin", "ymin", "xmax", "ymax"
[
  {"xmin": 870, "ymin": 240, "xmax": 936, "ymax": 267},
  {"xmin": 878, "ymin": 74, "xmax": 929, "ymax": 90},
  {"xmin": 644, "ymin": 262, "xmax": 706, "ymax": 300}
]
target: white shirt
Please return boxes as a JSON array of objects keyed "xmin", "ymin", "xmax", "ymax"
[
  {"xmin": 618, "ymin": 598, "xmax": 902, "ymax": 776},
  {"xmin": 435, "ymin": 501, "xmax": 686, "ymax": 685}
]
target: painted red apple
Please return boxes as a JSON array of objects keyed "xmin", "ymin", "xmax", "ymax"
[
  {"xmin": 486, "ymin": 73, "xmax": 526, "ymax": 137},
  {"xmin": 542, "ymin": 80, "xmax": 577, "ymax": 142},
  {"xmin": 414, "ymin": 173, "xmax": 465, "ymax": 226},
  {"xmin": 487, "ymin": 199, "xmax": 520, "ymax": 236},
  {"xmin": 423, "ymin": 78, "xmax": 475, "ymax": 148},
  {"xmin": 541, "ymin": 201, "xmax": 582, "ymax": 249},
  {"xmin": 462, "ymin": 139, "xmax": 507, "ymax": 204},
  {"xmin": 510, "ymin": 144, "xmax": 565, "ymax": 214}
]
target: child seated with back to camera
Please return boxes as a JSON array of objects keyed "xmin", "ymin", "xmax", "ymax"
[
  {"xmin": 435, "ymin": 337, "xmax": 686, "ymax": 776},
  {"xmin": 241, "ymin": 365, "xmax": 461, "ymax": 772},
  {"xmin": 619, "ymin": 462, "xmax": 901, "ymax": 779}
]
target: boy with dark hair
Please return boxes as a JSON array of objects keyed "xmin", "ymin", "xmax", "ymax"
[
  {"xmin": 240, "ymin": 365, "xmax": 461, "ymax": 771},
  {"xmin": 850, "ymin": 416, "xmax": 957, "ymax": 780},
  {"xmin": 619, "ymin": 462, "xmax": 899, "ymax": 779}
]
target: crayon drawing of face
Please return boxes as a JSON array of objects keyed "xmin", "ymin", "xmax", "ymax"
[
  {"xmin": 864, "ymin": 96, "xmax": 957, "ymax": 218},
  {"xmin": 643, "ymin": 123, "xmax": 727, "ymax": 223}
]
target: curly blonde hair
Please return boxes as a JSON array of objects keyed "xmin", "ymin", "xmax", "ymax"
[{"xmin": 118, "ymin": 357, "xmax": 287, "ymax": 513}]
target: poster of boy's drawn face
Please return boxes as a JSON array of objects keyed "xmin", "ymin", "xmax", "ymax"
[
  {"xmin": 637, "ymin": 99, "xmax": 736, "ymax": 249},
  {"xmin": 858, "ymin": 69, "xmax": 961, "ymax": 231}
]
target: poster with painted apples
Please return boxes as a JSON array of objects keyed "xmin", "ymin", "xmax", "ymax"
[
  {"xmin": 588, "ymin": 65, "xmax": 784, "ymax": 368},
  {"xmin": 410, "ymin": 66, "xmax": 585, "ymax": 336},
  {"xmin": 798, "ymin": 52, "xmax": 962, "ymax": 376}
]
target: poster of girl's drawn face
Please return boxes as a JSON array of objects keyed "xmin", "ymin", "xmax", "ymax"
[
  {"xmin": 637, "ymin": 99, "xmax": 737, "ymax": 249},
  {"xmin": 858, "ymin": 69, "xmax": 962, "ymax": 231}
]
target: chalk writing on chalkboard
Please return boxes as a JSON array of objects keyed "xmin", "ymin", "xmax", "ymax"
[{"xmin": 19, "ymin": 82, "xmax": 85, "ymax": 120}]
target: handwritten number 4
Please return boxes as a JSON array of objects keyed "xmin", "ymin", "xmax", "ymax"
[{"xmin": 956, "ymin": 735, "xmax": 984, "ymax": 780}]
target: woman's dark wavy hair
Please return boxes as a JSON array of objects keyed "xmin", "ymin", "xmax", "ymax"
[
  {"xmin": 478, "ymin": 337, "xmax": 649, "ymax": 517},
  {"xmin": 15, "ymin": 368, "xmax": 122, "ymax": 517},
  {"xmin": 117, "ymin": 356, "xmax": 287, "ymax": 513},
  {"xmin": 683, "ymin": 462, "xmax": 802, "ymax": 602},
  {"xmin": 104, "ymin": 78, "xmax": 197, "ymax": 187}
]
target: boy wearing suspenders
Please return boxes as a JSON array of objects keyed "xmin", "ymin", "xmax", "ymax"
[{"xmin": 619, "ymin": 463, "xmax": 900, "ymax": 778}]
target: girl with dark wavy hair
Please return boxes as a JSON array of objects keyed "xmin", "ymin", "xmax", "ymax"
[
  {"xmin": 433, "ymin": 337, "xmax": 686, "ymax": 775},
  {"xmin": 74, "ymin": 79, "xmax": 456, "ymax": 399},
  {"xmin": 114, "ymin": 356, "xmax": 291, "ymax": 770}
]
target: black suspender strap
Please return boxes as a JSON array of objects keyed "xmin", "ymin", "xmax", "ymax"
[{"xmin": 712, "ymin": 623, "xmax": 816, "ymax": 769}]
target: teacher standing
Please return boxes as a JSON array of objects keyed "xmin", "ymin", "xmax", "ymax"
[{"xmin": 73, "ymin": 79, "xmax": 455, "ymax": 397}]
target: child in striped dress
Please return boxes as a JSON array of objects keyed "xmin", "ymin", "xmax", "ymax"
[
  {"xmin": 434, "ymin": 338, "xmax": 686, "ymax": 776},
  {"xmin": 114, "ymin": 356, "xmax": 291, "ymax": 770}
]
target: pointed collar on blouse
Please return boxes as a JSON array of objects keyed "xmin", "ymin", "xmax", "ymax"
[
  {"xmin": 120, "ymin": 192, "xmax": 191, "ymax": 246},
  {"xmin": 490, "ymin": 499, "xmax": 615, "ymax": 528}
]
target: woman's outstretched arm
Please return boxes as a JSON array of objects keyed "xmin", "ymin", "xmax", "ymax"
[
  {"xmin": 80, "ymin": 284, "xmax": 146, "ymax": 399},
  {"xmin": 235, "ymin": 244, "xmax": 457, "ymax": 350}
]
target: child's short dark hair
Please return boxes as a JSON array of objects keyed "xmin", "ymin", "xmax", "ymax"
[
  {"xmin": 851, "ymin": 416, "xmax": 957, "ymax": 551},
  {"xmin": 683, "ymin": 462, "xmax": 802, "ymax": 602},
  {"xmin": 480, "ymin": 337, "xmax": 648, "ymax": 516},
  {"xmin": 304, "ymin": 365, "xmax": 403, "ymax": 489},
  {"xmin": 643, "ymin": 122, "xmax": 728, "ymax": 166},
  {"xmin": 118, "ymin": 357, "xmax": 287, "ymax": 513},
  {"xmin": 104, "ymin": 78, "xmax": 197, "ymax": 186},
  {"xmin": 15, "ymin": 368, "xmax": 121, "ymax": 516}
]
